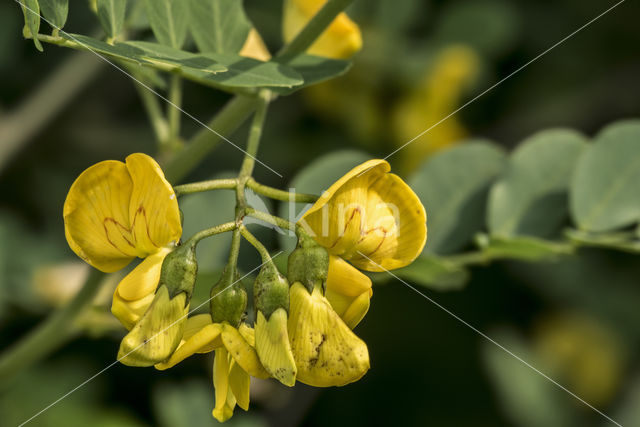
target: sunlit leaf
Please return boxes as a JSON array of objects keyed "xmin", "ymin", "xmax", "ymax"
[
  {"xmin": 96, "ymin": 0, "xmax": 127, "ymax": 40},
  {"xmin": 19, "ymin": 0, "xmax": 43, "ymax": 51},
  {"xmin": 39, "ymin": 0, "xmax": 68, "ymax": 30},
  {"xmin": 410, "ymin": 140, "xmax": 506, "ymax": 255},
  {"xmin": 273, "ymin": 54, "xmax": 352, "ymax": 95},
  {"xmin": 488, "ymin": 129, "xmax": 587, "ymax": 238},
  {"xmin": 188, "ymin": 0, "xmax": 252, "ymax": 54},
  {"xmin": 144, "ymin": 0, "xmax": 188, "ymax": 48},
  {"xmin": 570, "ymin": 120, "xmax": 640, "ymax": 232}
]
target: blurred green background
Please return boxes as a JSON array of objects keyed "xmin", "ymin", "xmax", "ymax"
[{"xmin": 1, "ymin": 0, "xmax": 640, "ymax": 426}]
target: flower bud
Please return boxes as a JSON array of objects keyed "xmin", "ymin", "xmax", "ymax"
[
  {"xmin": 287, "ymin": 227, "xmax": 329, "ymax": 293},
  {"xmin": 254, "ymin": 260, "xmax": 297, "ymax": 386},
  {"xmin": 117, "ymin": 243, "xmax": 198, "ymax": 366},
  {"xmin": 210, "ymin": 267, "xmax": 247, "ymax": 327}
]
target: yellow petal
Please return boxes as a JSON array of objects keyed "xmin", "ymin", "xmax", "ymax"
[
  {"xmin": 325, "ymin": 253, "xmax": 372, "ymax": 329},
  {"xmin": 228, "ymin": 360, "xmax": 251, "ymax": 411},
  {"xmin": 212, "ymin": 348, "xmax": 236, "ymax": 422},
  {"xmin": 221, "ymin": 323, "xmax": 270, "ymax": 380},
  {"xmin": 125, "ymin": 153, "xmax": 182, "ymax": 255},
  {"xmin": 255, "ymin": 309, "xmax": 297, "ymax": 386},
  {"xmin": 239, "ymin": 28, "xmax": 271, "ymax": 61},
  {"xmin": 64, "ymin": 160, "xmax": 138, "ymax": 272},
  {"xmin": 111, "ymin": 291, "xmax": 155, "ymax": 331},
  {"xmin": 288, "ymin": 282, "xmax": 370, "ymax": 387},
  {"xmin": 155, "ymin": 316, "xmax": 223, "ymax": 370},
  {"xmin": 117, "ymin": 286, "xmax": 188, "ymax": 367},
  {"xmin": 283, "ymin": 0, "xmax": 362, "ymax": 59},
  {"xmin": 301, "ymin": 159, "xmax": 427, "ymax": 271}
]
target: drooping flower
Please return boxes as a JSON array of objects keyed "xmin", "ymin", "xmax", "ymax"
[
  {"xmin": 287, "ymin": 281, "xmax": 369, "ymax": 387},
  {"xmin": 63, "ymin": 153, "xmax": 182, "ymax": 328},
  {"xmin": 156, "ymin": 314, "xmax": 270, "ymax": 422},
  {"xmin": 282, "ymin": 0, "xmax": 362, "ymax": 59}
]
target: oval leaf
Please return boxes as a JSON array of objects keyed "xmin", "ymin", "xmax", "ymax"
[
  {"xmin": 39, "ymin": 0, "xmax": 68, "ymax": 29},
  {"xmin": 96, "ymin": 0, "xmax": 127, "ymax": 40},
  {"xmin": 19, "ymin": 0, "xmax": 43, "ymax": 51},
  {"xmin": 410, "ymin": 140, "xmax": 506, "ymax": 255},
  {"xmin": 488, "ymin": 129, "xmax": 587, "ymax": 238},
  {"xmin": 570, "ymin": 120, "xmax": 640, "ymax": 232},
  {"xmin": 144, "ymin": 0, "xmax": 188, "ymax": 48},
  {"xmin": 188, "ymin": 0, "xmax": 252, "ymax": 54}
]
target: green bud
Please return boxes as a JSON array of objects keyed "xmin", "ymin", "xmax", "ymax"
[
  {"xmin": 160, "ymin": 243, "xmax": 198, "ymax": 301},
  {"xmin": 287, "ymin": 227, "xmax": 329, "ymax": 293},
  {"xmin": 254, "ymin": 260, "xmax": 289, "ymax": 319},
  {"xmin": 210, "ymin": 266, "xmax": 247, "ymax": 327}
]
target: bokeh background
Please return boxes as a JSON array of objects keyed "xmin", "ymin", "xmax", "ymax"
[{"xmin": 1, "ymin": 0, "xmax": 640, "ymax": 426}]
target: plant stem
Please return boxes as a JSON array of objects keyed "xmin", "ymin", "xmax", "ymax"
[
  {"xmin": 132, "ymin": 70, "xmax": 170, "ymax": 145},
  {"xmin": 245, "ymin": 207, "xmax": 296, "ymax": 232},
  {"xmin": 226, "ymin": 228, "xmax": 242, "ymax": 273},
  {"xmin": 168, "ymin": 74, "xmax": 182, "ymax": 141},
  {"xmin": 238, "ymin": 90, "xmax": 271, "ymax": 184},
  {"xmin": 184, "ymin": 222, "xmax": 237, "ymax": 247},
  {"xmin": 0, "ymin": 269, "xmax": 105, "ymax": 385},
  {"xmin": 276, "ymin": 0, "xmax": 355, "ymax": 63},
  {"xmin": 173, "ymin": 178, "xmax": 238, "ymax": 196},
  {"xmin": 246, "ymin": 178, "xmax": 318, "ymax": 203},
  {"xmin": 164, "ymin": 95, "xmax": 257, "ymax": 183},
  {"xmin": 446, "ymin": 251, "xmax": 491, "ymax": 266},
  {"xmin": 239, "ymin": 226, "xmax": 272, "ymax": 262}
]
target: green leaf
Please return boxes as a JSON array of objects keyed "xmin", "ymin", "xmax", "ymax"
[
  {"xmin": 410, "ymin": 140, "xmax": 506, "ymax": 255},
  {"xmin": 96, "ymin": 0, "xmax": 127, "ymax": 40},
  {"xmin": 565, "ymin": 228, "xmax": 640, "ymax": 254},
  {"xmin": 188, "ymin": 0, "xmax": 252, "ymax": 54},
  {"xmin": 144, "ymin": 0, "xmax": 188, "ymax": 48},
  {"xmin": 277, "ymin": 150, "xmax": 372, "ymax": 253},
  {"xmin": 477, "ymin": 234, "xmax": 573, "ymax": 262},
  {"xmin": 488, "ymin": 129, "xmax": 587, "ymax": 238},
  {"xmin": 272, "ymin": 54, "xmax": 352, "ymax": 95},
  {"xmin": 570, "ymin": 120, "xmax": 640, "ymax": 232},
  {"xmin": 128, "ymin": 40, "xmax": 302, "ymax": 89},
  {"xmin": 19, "ymin": 0, "xmax": 43, "ymax": 51},
  {"xmin": 63, "ymin": 34, "xmax": 150, "ymax": 65},
  {"xmin": 394, "ymin": 256, "xmax": 469, "ymax": 291},
  {"xmin": 39, "ymin": 0, "xmax": 68, "ymax": 29}
]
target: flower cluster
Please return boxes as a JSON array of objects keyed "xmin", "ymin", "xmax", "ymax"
[{"xmin": 64, "ymin": 154, "xmax": 426, "ymax": 422}]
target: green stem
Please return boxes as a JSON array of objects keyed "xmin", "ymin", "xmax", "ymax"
[
  {"xmin": 239, "ymin": 226, "xmax": 272, "ymax": 262},
  {"xmin": 132, "ymin": 70, "xmax": 170, "ymax": 145},
  {"xmin": 446, "ymin": 251, "xmax": 491, "ymax": 266},
  {"xmin": 246, "ymin": 178, "xmax": 318, "ymax": 203},
  {"xmin": 168, "ymin": 74, "xmax": 183, "ymax": 141},
  {"xmin": 245, "ymin": 207, "xmax": 296, "ymax": 232},
  {"xmin": 238, "ymin": 90, "xmax": 271, "ymax": 183},
  {"xmin": 276, "ymin": 0, "xmax": 355, "ymax": 63},
  {"xmin": 164, "ymin": 95, "xmax": 257, "ymax": 183},
  {"xmin": 0, "ymin": 269, "xmax": 105, "ymax": 385},
  {"xmin": 226, "ymin": 228, "xmax": 242, "ymax": 273},
  {"xmin": 184, "ymin": 222, "xmax": 237, "ymax": 247},
  {"xmin": 173, "ymin": 178, "xmax": 238, "ymax": 196}
]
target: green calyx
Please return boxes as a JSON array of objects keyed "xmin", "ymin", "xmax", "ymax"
[
  {"xmin": 210, "ymin": 266, "xmax": 247, "ymax": 327},
  {"xmin": 287, "ymin": 227, "xmax": 329, "ymax": 293},
  {"xmin": 159, "ymin": 243, "xmax": 198, "ymax": 302},
  {"xmin": 254, "ymin": 259, "xmax": 289, "ymax": 319}
]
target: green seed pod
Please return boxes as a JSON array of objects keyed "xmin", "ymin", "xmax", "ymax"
[
  {"xmin": 160, "ymin": 243, "xmax": 198, "ymax": 301},
  {"xmin": 254, "ymin": 260, "xmax": 289, "ymax": 319},
  {"xmin": 287, "ymin": 227, "xmax": 329, "ymax": 293},
  {"xmin": 210, "ymin": 266, "xmax": 247, "ymax": 327}
]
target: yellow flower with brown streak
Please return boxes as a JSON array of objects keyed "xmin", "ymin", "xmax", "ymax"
[
  {"xmin": 283, "ymin": 0, "xmax": 362, "ymax": 59},
  {"xmin": 63, "ymin": 153, "xmax": 182, "ymax": 329},
  {"xmin": 156, "ymin": 314, "xmax": 270, "ymax": 423}
]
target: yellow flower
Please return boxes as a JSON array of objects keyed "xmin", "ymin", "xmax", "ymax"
[
  {"xmin": 283, "ymin": 0, "xmax": 362, "ymax": 59},
  {"xmin": 288, "ymin": 281, "xmax": 369, "ymax": 387},
  {"xmin": 300, "ymin": 159, "xmax": 427, "ymax": 272},
  {"xmin": 156, "ymin": 314, "xmax": 270, "ymax": 422},
  {"xmin": 63, "ymin": 153, "xmax": 182, "ymax": 328},
  {"xmin": 392, "ymin": 45, "xmax": 479, "ymax": 172}
]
